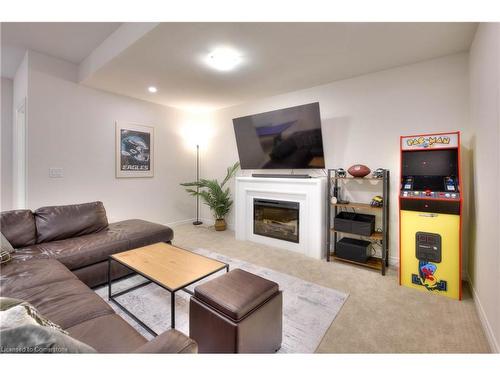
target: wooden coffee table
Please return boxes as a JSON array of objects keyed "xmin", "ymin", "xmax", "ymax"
[{"xmin": 107, "ymin": 242, "xmax": 228, "ymax": 336}]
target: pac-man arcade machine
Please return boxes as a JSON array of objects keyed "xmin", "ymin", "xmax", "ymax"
[{"xmin": 399, "ymin": 131, "xmax": 462, "ymax": 300}]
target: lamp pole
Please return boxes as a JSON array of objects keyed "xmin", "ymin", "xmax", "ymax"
[{"xmin": 193, "ymin": 144, "xmax": 202, "ymax": 225}]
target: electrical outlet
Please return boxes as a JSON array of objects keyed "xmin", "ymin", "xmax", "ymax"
[{"xmin": 49, "ymin": 168, "xmax": 64, "ymax": 178}]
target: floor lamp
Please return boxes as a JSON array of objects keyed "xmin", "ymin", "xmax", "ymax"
[{"xmin": 193, "ymin": 144, "xmax": 202, "ymax": 225}]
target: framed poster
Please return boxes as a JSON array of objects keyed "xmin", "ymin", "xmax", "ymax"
[{"xmin": 115, "ymin": 122, "xmax": 154, "ymax": 178}]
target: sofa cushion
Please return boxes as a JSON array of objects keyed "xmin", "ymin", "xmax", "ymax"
[
  {"xmin": 107, "ymin": 219, "xmax": 174, "ymax": 248},
  {"xmin": 194, "ymin": 269, "xmax": 279, "ymax": 321},
  {"xmin": 12, "ymin": 219, "xmax": 173, "ymax": 271},
  {"xmin": 7, "ymin": 278, "xmax": 114, "ymax": 330},
  {"xmin": 35, "ymin": 201, "xmax": 108, "ymax": 243},
  {"xmin": 15, "ymin": 231, "xmax": 129, "ymax": 271},
  {"xmin": 0, "ymin": 209, "xmax": 37, "ymax": 248},
  {"xmin": 0, "ymin": 259, "xmax": 77, "ymax": 295},
  {"xmin": 0, "ymin": 258, "xmax": 114, "ymax": 330},
  {"xmin": 8, "ymin": 245, "xmax": 48, "ymax": 263},
  {"xmin": 66, "ymin": 314, "xmax": 146, "ymax": 353}
]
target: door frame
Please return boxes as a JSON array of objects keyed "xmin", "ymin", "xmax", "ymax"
[{"xmin": 13, "ymin": 98, "xmax": 26, "ymax": 209}]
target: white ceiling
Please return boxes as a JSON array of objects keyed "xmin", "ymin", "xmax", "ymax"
[
  {"xmin": 1, "ymin": 22, "xmax": 121, "ymax": 78},
  {"xmin": 82, "ymin": 22, "xmax": 477, "ymax": 110},
  {"xmin": 2, "ymin": 22, "xmax": 477, "ymax": 110}
]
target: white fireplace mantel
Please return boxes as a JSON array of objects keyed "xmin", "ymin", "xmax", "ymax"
[{"xmin": 235, "ymin": 176, "xmax": 327, "ymax": 259}]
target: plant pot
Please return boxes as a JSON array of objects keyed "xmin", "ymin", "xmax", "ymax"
[{"xmin": 214, "ymin": 219, "xmax": 226, "ymax": 231}]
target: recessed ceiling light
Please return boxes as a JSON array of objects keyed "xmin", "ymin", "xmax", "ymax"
[
  {"xmin": 205, "ymin": 47, "xmax": 242, "ymax": 72},
  {"xmin": 148, "ymin": 86, "xmax": 158, "ymax": 93}
]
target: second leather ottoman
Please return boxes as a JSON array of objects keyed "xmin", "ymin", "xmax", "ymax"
[{"xmin": 189, "ymin": 268, "xmax": 282, "ymax": 353}]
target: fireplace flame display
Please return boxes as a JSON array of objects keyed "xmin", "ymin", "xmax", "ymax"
[{"xmin": 253, "ymin": 199, "xmax": 299, "ymax": 243}]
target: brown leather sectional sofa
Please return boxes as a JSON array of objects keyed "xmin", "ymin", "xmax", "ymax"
[{"xmin": 0, "ymin": 201, "xmax": 197, "ymax": 353}]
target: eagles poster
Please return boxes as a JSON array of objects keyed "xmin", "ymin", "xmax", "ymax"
[{"xmin": 115, "ymin": 122, "xmax": 154, "ymax": 178}]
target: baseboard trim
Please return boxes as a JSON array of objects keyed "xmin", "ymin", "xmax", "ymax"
[
  {"xmin": 199, "ymin": 217, "xmax": 235, "ymax": 231},
  {"xmin": 163, "ymin": 218, "xmax": 197, "ymax": 228},
  {"xmin": 166, "ymin": 217, "xmax": 235, "ymax": 231},
  {"xmin": 466, "ymin": 272, "xmax": 499, "ymax": 353},
  {"xmin": 389, "ymin": 256, "xmax": 399, "ymax": 267}
]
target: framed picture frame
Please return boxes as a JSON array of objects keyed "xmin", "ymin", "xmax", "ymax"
[{"xmin": 115, "ymin": 122, "xmax": 154, "ymax": 178}]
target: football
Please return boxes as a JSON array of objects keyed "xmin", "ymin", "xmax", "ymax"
[{"xmin": 347, "ymin": 164, "xmax": 371, "ymax": 178}]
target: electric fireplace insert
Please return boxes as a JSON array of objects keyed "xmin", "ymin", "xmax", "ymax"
[{"xmin": 253, "ymin": 198, "xmax": 299, "ymax": 243}]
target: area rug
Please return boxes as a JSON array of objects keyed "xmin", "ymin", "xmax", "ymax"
[{"xmin": 94, "ymin": 248, "xmax": 348, "ymax": 353}]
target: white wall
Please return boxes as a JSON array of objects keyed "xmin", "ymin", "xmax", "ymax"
[
  {"xmin": 1, "ymin": 77, "xmax": 13, "ymax": 210},
  {"xmin": 206, "ymin": 53, "xmax": 471, "ymax": 266},
  {"xmin": 468, "ymin": 23, "xmax": 500, "ymax": 353},
  {"xmin": 23, "ymin": 50, "xmax": 196, "ymax": 225}
]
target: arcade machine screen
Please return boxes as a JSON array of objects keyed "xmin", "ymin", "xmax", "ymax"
[{"xmin": 401, "ymin": 149, "xmax": 459, "ymax": 199}]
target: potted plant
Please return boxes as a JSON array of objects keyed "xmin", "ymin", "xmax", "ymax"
[{"xmin": 180, "ymin": 162, "xmax": 239, "ymax": 231}]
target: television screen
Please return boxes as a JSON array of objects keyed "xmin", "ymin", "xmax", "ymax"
[{"xmin": 232, "ymin": 102, "xmax": 324, "ymax": 169}]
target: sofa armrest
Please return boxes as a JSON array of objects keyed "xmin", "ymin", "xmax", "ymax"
[{"xmin": 134, "ymin": 329, "xmax": 197, "ymax": 353}]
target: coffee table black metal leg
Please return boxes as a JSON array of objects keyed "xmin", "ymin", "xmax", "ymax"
[
  {"xmin": 108, "ymin": 258, "xmax": 111, "ymax": 301},
  {"xmin": 171, "ymin": 292, "xmax": 175, "ymax": 328}
]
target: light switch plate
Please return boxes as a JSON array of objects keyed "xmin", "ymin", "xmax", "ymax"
[{"xmin": 49, "ymin": 168, "xmax": 64, "ymax": 178}]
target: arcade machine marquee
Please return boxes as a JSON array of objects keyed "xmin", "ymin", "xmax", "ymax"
[{"xmin": 399, "ymin": 132, "xmax": 462, "ymax": 300}]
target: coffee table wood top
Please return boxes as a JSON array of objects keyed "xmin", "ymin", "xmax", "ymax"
[{"xmin": 111, "ymin": 243, "xmax": 227, "ymax": 291}]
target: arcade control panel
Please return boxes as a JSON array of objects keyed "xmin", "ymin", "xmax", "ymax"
[{"xmin": 400, "ymin": 176, "xmax": 460, "ymax": 200}]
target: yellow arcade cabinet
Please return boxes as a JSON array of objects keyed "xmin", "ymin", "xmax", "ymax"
[{"xmin": 399, "ymin": 131, "xmax": 462, "ymax": 300}]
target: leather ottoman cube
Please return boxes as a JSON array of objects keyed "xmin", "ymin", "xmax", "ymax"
[{"xmin": 189, "ymin": 268, "xmax": 282, "ymax": 353}]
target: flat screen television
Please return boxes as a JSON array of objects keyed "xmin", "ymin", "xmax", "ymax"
[{"xmin": 232, "ymin": 102, "xmax": 324, "ymax": 169}]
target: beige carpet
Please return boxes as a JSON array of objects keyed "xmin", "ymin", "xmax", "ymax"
[{"xmin": 172, "ymin": 223, "xmax": 490, "ymax": 353}]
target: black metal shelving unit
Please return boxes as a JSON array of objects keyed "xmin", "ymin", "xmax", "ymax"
[{"xmin": 326, "ymin": 169, "xmax": 390, "ymax": 275}]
